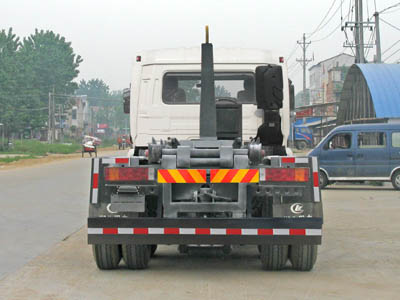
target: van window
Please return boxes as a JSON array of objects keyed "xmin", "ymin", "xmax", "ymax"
[
  {"xmin": 162, "ymin": 72, "xmax": 255, "ymax": 104},
  {"xmin": 324, "ymin": 133, "xmax": 352, "ymax": 150},
  {"xmin": 392, "ymin": 132, "xmax": 400, "ymax": 147},
  {"xmin": 358, "ymin": 132, "xmax": 386, "ymax": 148}
]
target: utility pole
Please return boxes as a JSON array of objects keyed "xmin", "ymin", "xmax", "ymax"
[
  {"xmin": 297, "ymin": 33, "xmax": 312, "ymax": 106},
  {"xmin": 343, "ymin": 0, "xmax": 374, "ymax": 63},
  {"xmin": 52, "ymin": 86, "xmax": 56, "ymax": 143},
  {"xmin": 374, "ymin": 12, "xmax": 382, "ymax": 63},
  {"xmin": 355, "ymin": 0, "xmax": 361, "ymax": 63},
  {"xmin": 48, "ymin": 92, "xmax": 52, "ymax": 143},
  {"xmin": 359, "ymin": 0, "xmax": 365, "ymax": 63}
]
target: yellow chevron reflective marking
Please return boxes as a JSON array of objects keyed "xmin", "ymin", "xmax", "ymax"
[
  {"xmin": 231, "ymin": 169, "xmax": 248, "ymax": 183},
  {"xmin": 212, "ymin": 169, "xmax": 229, "ymax": 183},
  {"xmin": 157, "ymin": 172, "xmax": 166, "ymax": 183},
  {"xmin": 250, "ymin": 171, "xmax": 259, "ymax": 183},
  {"xmin": 189, "ymin": 170, "xmax": 205, "ymax": 183},
  {"xmin": 168, "ymin": 169, "xmax": 186, "ymax": 183}
]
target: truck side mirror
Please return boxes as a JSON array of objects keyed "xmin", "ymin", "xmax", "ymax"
[
  {"xmin": 123, "ymin": 88, "xmax": 130, "ymax": 114},
  {"xmin": 255, "ymin": 65, "xmax": 283, "ymax": 110},
  {"xmin": 289, "ymin": 79, "xmax": 295, "ymax": 111}
]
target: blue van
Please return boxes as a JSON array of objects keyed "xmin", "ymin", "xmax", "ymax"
[{"xmin": 308, "ymin": 123, "xmax": 400, "ymax": 189}]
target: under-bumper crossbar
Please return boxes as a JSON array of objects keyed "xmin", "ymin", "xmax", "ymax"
[{"xmin": 88, "ymin": 217, "xmax": 322, "ymax": 245}]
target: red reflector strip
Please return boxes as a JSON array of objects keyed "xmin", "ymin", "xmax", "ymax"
[
  {"xmin": 281, "ymin": 157, "xmax": 295, "ymax": 164},
  {"xmin": 91, "ymin": 158, "xmax": 99, "ymax": 204},
  {"xmin": 115, "ymin": 158, "xmax": 129, "ymax": 164},
  {"xmin": 164, "ymin": 228, "xmax": 180, "ymax": 235},
  {"xmin": 88, "ymin": 228, "xmax": 321, "ymax": 236},
  {"xmin": 195, "ymin": 228, "xmax": 211, "ymax": 235},
  {"xmin": 103, "ymin": 228, "xmax": 118, "ymax": 235},
  {"xmin": 134, "ymin": 228, "xmax": 148, "ymax": 235},
  {"xmin": 92, "ymin": 173, "xmax": 99, "ymax": 189},
  {"xmin": 313, "ymin": 172, "xmax": 319, "ymax": 187},
  {"xmin": 104, "ymin": 167, "xmax": 149, "ymax": 181},
  {"xmin": 289, "ymin": 229, "xmax": 306, "ymax": 235},
  {"xmin": 258, "ymin": 228, "xmax": 273, "ymax": 235},
  {"xmin": 264, "ymin": 168, "xmax": 309, "ymax": 182},
  {"xmin": 226, "ymin": 228, "xmax": 242, "ymax": 235}
]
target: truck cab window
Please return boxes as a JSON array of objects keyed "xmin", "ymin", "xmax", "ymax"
[{"xmin": 162, "ymin": 72, "xmax": 255, "ymax": 104}]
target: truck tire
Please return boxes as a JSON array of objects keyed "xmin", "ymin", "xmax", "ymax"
[
  {"xmin": 391, "ymin": 170, "xmax": 400, "ymax": 190},
  {"xmin": 122, "ymin": 244, "xmax": 150, "ymax": 269},
  {"xmin": 319, "ymin": 171, "xmax": 328, "ymax": 189},
  {"xmin": 296, "ymin": 140, "xmax": 307, "ymax": 150},
  {"xmin": 290, "ymin": 245, "xmax": 318, "ymax": 271},
  {"xmin": 92, "ymin": 244, "xmax": 121, "ymax": 270},
  {"xmin": 150, "ymin": 245, "xmax": 157, "ymax": 257},
  {"xmin": 260, "ymin": 245, "xmax": 288, "ymax": 270}
]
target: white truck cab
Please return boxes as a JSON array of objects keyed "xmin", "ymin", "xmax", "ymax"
[{"xmin": 128, "ymin": 47, "xmax": 290, "ymax": 151}]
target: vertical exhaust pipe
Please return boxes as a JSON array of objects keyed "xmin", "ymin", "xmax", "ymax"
[{"xmin": 200, "ymin": 26, "xmax": 217, "ymax": 139}]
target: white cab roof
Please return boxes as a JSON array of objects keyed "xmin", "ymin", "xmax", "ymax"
[{"xmin": 137, "ymin": 47, "xmax": 275, "ymax": 65}]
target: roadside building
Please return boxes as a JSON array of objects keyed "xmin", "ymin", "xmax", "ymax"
[{"xmin": 309, "ymin": 53, "xmax": 354, "ymax": 105}]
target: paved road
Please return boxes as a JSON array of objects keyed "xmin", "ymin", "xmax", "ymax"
[
  {"xmin": 0, "ymin": 151, "xmax": 124, "ymax": 280},
  {"xmin": 1, "ymin": 181, "xmax": 399, "ymax": 299}
]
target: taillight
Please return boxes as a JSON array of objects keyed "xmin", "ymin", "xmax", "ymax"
[
  {"xmin": 105, "ymin": 167, "xmax": 149, "ymax": 181},
  {"xmin": 264, "ymin": 168, "xmax": 309, "ymax": 182}
]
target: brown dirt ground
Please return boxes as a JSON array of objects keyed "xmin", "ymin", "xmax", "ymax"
[{"xmin": 0, "ymin": 147, "xmax": 119, "ymax": 171}]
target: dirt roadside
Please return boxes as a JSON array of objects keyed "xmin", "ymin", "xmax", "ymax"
[{"xmin": 0, "ymin": 147, "xmax": 122, "ymax": 171}]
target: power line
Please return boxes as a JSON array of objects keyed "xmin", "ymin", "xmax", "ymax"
[
  {"xmin": 286, "ymin": 44, "xmax": 299, "ymax": 61},
  {"xmin": 383, "ymin": 47, "xmax": 400, "ymax": 61},
  {"xmin": 380, "ymin": 18, "xmax": 400, "ymax": 32},
  {"xmin": 307, "ymin": 0, "xmax": 338, "ymax": 39},
  {"xmin": 382, "ymin": 39, "xmax": 400, "ymax": 55},
  {"xmin": 380, "ymin": 2, "xmax": 400, "ymax": 14}
]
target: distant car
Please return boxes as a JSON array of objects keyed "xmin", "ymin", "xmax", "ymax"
[{"xmin": 308, "ymin": 123, "xmax": 400, "ymax": 189}]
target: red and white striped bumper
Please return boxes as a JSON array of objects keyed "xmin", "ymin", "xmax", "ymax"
[{"xmin": 88, "ymin": 217, "xmax": 322, "ymax": 245}]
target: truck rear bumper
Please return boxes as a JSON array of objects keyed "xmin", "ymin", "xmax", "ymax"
[{"xmin": 88, "ymin": 217, "xmax": 322, "ymax": 245}]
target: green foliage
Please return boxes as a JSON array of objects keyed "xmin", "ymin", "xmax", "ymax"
[
  {"xmin": 6, "ymin": 140, "xmax": 80, "ymax": 156},
  {"xmin": 76, "ymin": 79, "xmax": 128, "ymax": 133},
  {"xmin": 0, "ymin": 155, "xmax": 36, "ymax": 164},
  {"xmin": 0, "ymin": 28, "xmax": 82, "ymax": 137}
]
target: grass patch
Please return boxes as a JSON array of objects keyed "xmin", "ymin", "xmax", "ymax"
[
  {"xmin": 1, "ymin": 140, "xmax": 81, "ymax": 156},
  {"xmin": 0, "ymin": 155, "xmax": 36, "ymax": 164}
]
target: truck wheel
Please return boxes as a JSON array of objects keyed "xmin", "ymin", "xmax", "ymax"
[
  {"xmin": 122, "ymin": 244, "xmax": 150, "ymax": 269},
  {"xmin": 296, "ymin": 141, "xmax": 307, "ymax": 150},
  {"xmin": 150, "ymin": 245, "xmax": 157, "ymax": 257},
  {"xmin": 260, "ymin": 245, "xmax": 288, "ymax": 270},
  {"xmin": 92, "ymin": 244, "xmax": 121, "ymax": 270},
  {"xmin": 391, "ymin": 170, "xmax": 400, "ymax": 190},
  {"xmin": 178, "ymin": 245, "xmax": 188, "ymax": 254},
  {"xmin": 290, "ymin": 245, "xmax": 318, "ymax": 271},
  {"xmin": 222, "ymin": 245, "xmax": 232, "ymax": 255},
  {"xmin": 319, "ymin": 171, "xmax": 328, "ymax": 189}
]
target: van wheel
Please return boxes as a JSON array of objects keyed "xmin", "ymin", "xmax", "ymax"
[
  {"xmin": 391, "ymin": 170, "xmax": 400, "ymax": 190},
  {"xmin": 296, "ymin": 141, "xmax": 307, "ymax": 150},
  {"xmin": 319, "ymin": 171, "xmax": 328, "ymax": 189}
]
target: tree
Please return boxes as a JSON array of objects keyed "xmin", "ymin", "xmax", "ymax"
[
  {"xmin": 76, "ymin": 79, "xmax": 110, "ymax": 106},
  {"xmin": 0, "ymin": 28, "xmax": 28, "ymax": 137},
  {"xmin": 0, "ymin": 29, "xmax": 83, "ymax": 138}
]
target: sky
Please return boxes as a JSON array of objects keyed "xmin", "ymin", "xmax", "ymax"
[{"xmin": 2, "ymin": 0, "xmax": 400, "ymax": 92}]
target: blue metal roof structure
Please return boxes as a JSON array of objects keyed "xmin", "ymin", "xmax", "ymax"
[
  {"xmin": 338, "ymin": 63, "xmax": 400, "ymax": 124},
  {"xmin": 356, "ymin": 64, "xmax": 400, "ymax": 118}
]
